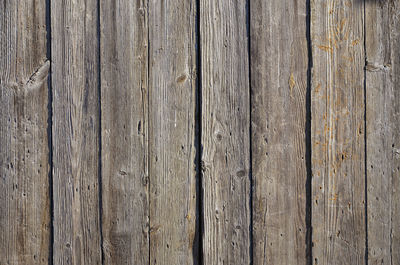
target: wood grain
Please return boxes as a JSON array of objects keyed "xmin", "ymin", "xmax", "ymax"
[
  {"xmin": 148, "ymin": 1, "xmax": 198, "ymax": 264},
  {"xmin": 0, "ymin": 1, "xmax": 50, "ymax": 264},
  {"xmin": 250, "ymin": 0, "xmax": 308, "ymax": 263},
  {"xmin": 100, "ymin": 0, "xmax": 149, "ymax": 264},
  {"xmin": 200, "ymin": 0, "xmax": 251, "ymax": 264},
  {"xmin": 365, "ymin": 0, "xmax": 400, "ymax": 264},
  {"xmin": 311, "ymin": 0, "xmax": 365, "ymax": 264},
  {"xmin": 51, "ymin": 0, "xmax": 102, "ymax": 263}
]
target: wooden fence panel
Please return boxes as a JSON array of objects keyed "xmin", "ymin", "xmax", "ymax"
[
  {"xmin": 51, "ymin": 0, "xmax": 102, "ymax": 263},
  {"xmin": 3, "ymin": 1, "xmax": 400, "ymax": 264},
  {"xmin": 366, "ymin": 1, "xmax": 400, "ymax": 264},
  {"xmin": 100, "ymin": 0, "xmax": 149, "ymax": 264},
  {"xmin": 311, "ymin": 0, "xmax": 365, "ymax": 264},
  {"xmin": 0, "ymin": 1, "xmax": 50, "ymax": 264},
  {"xmin": 200, "ymin": 1, "xmax": 251, "ymax": 264},
  {"xmin": 148, "ymin": 1, "xmax": 198, "ymax": 264},
  {"xmin": 250, "ymin": 0, "xmax": 309, "ymax": 264}
]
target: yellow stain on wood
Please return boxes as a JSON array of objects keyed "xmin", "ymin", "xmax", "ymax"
[
  {"xmin": 289, "ymin": 73, "xmax": 296, "ymax": 94},
  {"xmin": 318, "ymin": 45, "xmax": 333, "ymax": 53},
  {"xmin": 352, "ymin": 39, "xmax": 359, "ymax": 46},
  {"xmin": 329, "ymin": 193, "xmax": 338, "ymax": 201},
  {"xmin": 315, "ymin": 83, "xmax": 322, "ymax": 94}
]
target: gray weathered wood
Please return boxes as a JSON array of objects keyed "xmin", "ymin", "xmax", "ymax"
[
  {"xmin": 365, "ymin": 0, "xmax": 400, "ymax": 264},
  {"xmin": 148, "ymin": 1, "xmax": 198, "ymax": 264},
  {"xmin": 0, "ymin": 1, "xmax": 50, "ymax": 264},
  {"xmin": 250, "ymin": 0, "xmax": 308, "ymax": 263},
  {"xmin": 51, "ymin": 0, "xmax": 102, "ymax": 263},
  {"xmin": 100, "ymin": 0, "xmax": 149, "ymax": 264},
  {"xmin": 311, "ymin": 0, "xmax": 365, "ymax": 264},
  {"xmin": 200, "ymin": 1, "xmax": 251, "ymax": 264}
]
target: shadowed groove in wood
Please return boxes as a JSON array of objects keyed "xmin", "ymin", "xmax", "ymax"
[
  {"xmin": 363, "ymin": 1, "xmax": 368, "ymax": 264},
  {"xmin": 306, "ymin": 0, "xmax": 313, "ymax": 263},
  {"xmin": 97, "ymin": 0, "xmax": 104, "ymax": 263},
  {"xmin": 45, "ymin": 0, "xmax": 54, "ymax": 263},
  {"xmin": 195, "ymin": 0, "xmax": 204, "ymax": 263},
  {"xmin": 246, "ymin": 0, "xmax": 254, "ymax": 264}
]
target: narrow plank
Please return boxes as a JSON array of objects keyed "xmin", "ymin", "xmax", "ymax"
[
  {"xmin": 311, "ymin": 0, "xmax": 365, "ymax": 264},
  {"xmin": 0, "ymin": 1, "xmax": 50, "ymax": 264},
  {"xmin": 51, "ymin": 0, "xmax": 102, "ymax": 263},
  {"xmin": 148, "ymin": 1, "xmax": 198, "ymax": 264},
  {"xmin": 365, "ymin": 0, "xmax": 400, "ymax": 264},
  {"xmin": 200, "ymin": 1, "xmax": 251, "ymax": 264},
  {"xmin": 100, "ymin": 0, "xmax": 149, "ymax": 264},
  {"xmin": 250, "ymin": 0, "xmax": 308, "ymax": 263}
]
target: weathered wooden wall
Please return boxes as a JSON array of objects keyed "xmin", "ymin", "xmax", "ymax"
[{"xmin": 0, "ymin": 0, "xmax": 399, "ymax": 264}]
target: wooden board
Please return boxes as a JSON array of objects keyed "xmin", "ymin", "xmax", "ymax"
[
  {"xmin": 100, "ymin": 0, "xmax": 149, "ymax": 264},
  {"xmin": 250, "ymin": 0, "xmax": 309, "ymax": 263},
  {"xmin": 311, "ymin": 0, "xmax": 365, "ymax": 264},
  {"xmin": 51, "ymin": 0, "xmax": 102, "ymax": 263},
  {"xmin": 0, "ymin": 1, "xmax": 50, "ymax": 264},
  {"xmin": 200, "ymin": 1, "xmax": 251, "ymax": 264},
  {"xmin": 365, "ymin": 0, "xmax": 400, "ymax": 264},
  {"xmin": 148, "ymin": 1, "xmax": 198, "ymax": 264}
]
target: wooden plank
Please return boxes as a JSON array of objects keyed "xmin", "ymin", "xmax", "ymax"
[
  {"xmin": 148, "ymin": 1, "xmax": 198, "ymax": 264},
  {"xmin": 200, "ymin": 1, "xmax": 251, "ymax": 264},
  {"xmin": 311, "ymin": 0, "xmax": 365, "ymax": 264},
  {"xmin": 100, "ymin": 0, "xmax": 149, "ymax": 264},
  {"xmin": 51, "ymin": 0, "xmax": 102, "ymax": 263},
  {"xmin": 0, "ymin": 1, "xmax": 50, "ymax": 264},
  {"xmin": 250, "ymin": 0, "xmax": 308, "ymax": 263},
  {"xmin": 365, "ymin": 1, "xmax": 400, "ymax": 264}
]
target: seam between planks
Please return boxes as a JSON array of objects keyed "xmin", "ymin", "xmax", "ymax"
[
  {"xmin": 195, "ymin": 0, "xmax": 204, "ymax": 264},
  {"xmin": 97, "ymin": 0, "xmax": 105, "ymax": 263},
  {"xmin": 246, "ymin": 0, "xmax": 253, "ymax": 264},
  {"xmin": 45, "ymin": 0, "xmax": 54, "ymax": 263},
  {"xmin": 306, "ymin": 0, "xmax": 313, "ymax": 264},
  {"xmin": 147, "ymin": 1, "xmax": 151, "ymax": 264},
  {"xmin": 363, "ymin": 0, "xmax": 368, "ymax": 264}
]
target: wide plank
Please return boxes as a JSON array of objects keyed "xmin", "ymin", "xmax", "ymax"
[
  {"xmin": 100, "ymin": 0, "xmax": 149, "ymax": 264},
  {"xmin": 250, "ymin": 0, "xmax": 309, "ymax": 263},
  {"xmin": 311, "ymin": 0, "xmax": 365, "ymax": 264},
  {"xmin": 365, "ymin": 0, "xmax": 400, "ymax": 264},
  {"xmin": 148, "ymin": 1, "xmax": 199, "ymax": 264},
  {"xmin": 51, "ymin": 0, "xmax": 102, "ymax": 263},
  {"xmin": 0, "ymin": 1, "xmax": 50, "ymax": 264},
  {"xmin": 200, "ymin": 0, "xmax": 251, "ymax": 264}
]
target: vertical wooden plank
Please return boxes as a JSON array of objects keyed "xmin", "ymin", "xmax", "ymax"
[
  {"xmin": 100, "ymin": 0, "xmax": 149, "ymax": 264},
  {"xmin": 311, "ymin": 0, "xmax": 365, "ymax": 264},
  {"xmin": 200, "ymin": 1, "xmax": 251, "ymax": 264},
  {"xmin": 148, "ymin": 1, "xmax": 198, "ymax": 264},
  {"xmin": 250, "ymin": 0, "xmax": 308, "ymax": 263},
  {"xmin": 365, "ymin": 1, "xmax": 400, "ymax": 264},
  {"xmin": 52, "ymin": 0, "xmax": 102, "ymax": 263},
  {"xmin": 0, "ymin": 1, "xmax": 50, "ymax": 264}
]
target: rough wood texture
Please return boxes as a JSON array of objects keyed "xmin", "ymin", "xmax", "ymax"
[
  {"xmin": 200, "ymin": 1, "xmax": 251, "ymax": 264},
  {"xmin": 0, "ymin": 1, "xmax": 50, "ymax": 264},
  {"xmin": 311, "ymin": 0, "xmax": 365, "ymax": 264},
  {"xmin": 365, "ymin": 0, "xmax": 400, "ymax": 264},
  {"xmin": 100, "ymin": 0, "xmax": 149, "ymax": 264},
  {"xmin": 51, "ymin": 0, "xmax": 102, "ymax": 263},
  {"xmin": 251, "ymin": 0, "xmax": 308, "ymax": 263},
  {"xmin": 148, "ymin": 1, "xmax": 198, "ymax": 264}
]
